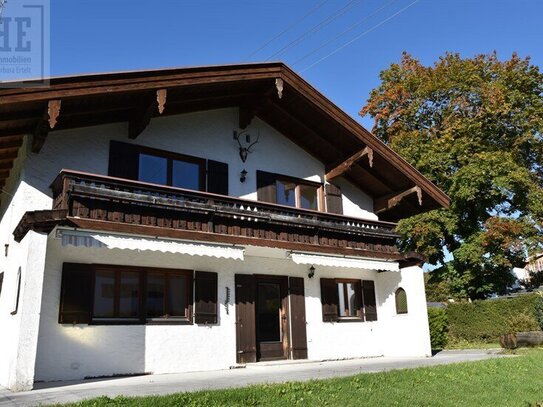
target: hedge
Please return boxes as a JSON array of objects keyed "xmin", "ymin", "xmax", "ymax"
[
  {"xmin": 447, "ymin": 294, "xmax": 540, "ymax": 343},
  {"xmin": 428, "ymin": 307, "xmax": 448, "ymax": 349}
]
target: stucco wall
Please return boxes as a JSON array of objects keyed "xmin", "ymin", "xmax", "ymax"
[
  {"xmin": 34, "ymin": 236, "xmax": 430, "ymax": 382},
  {"xmin": 0, "ymin": 138, "xmax": 50, "ymax": 390},
  {"xmin": 21, "ymin": 107, "xmax": 377, "ymax": 220}
]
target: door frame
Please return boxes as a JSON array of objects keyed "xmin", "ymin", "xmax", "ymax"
[{"xmin": 254, "ymin": 274, "xmax": 290, "ymax": 361}]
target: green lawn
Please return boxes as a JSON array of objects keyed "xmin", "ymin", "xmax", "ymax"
[{"xmin": 63, "ymin": 349, "xmax": 543, "ymax": 407}]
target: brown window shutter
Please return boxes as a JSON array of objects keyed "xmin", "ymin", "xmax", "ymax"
[
  {"xmin": 353, "ymin": 280, "xmax": 364, "ymax": 319},
  {"xmin": 59, "ymin": 263, "xmax": 93, "ymax": 324},
  {"xmin": 108, "ymin": 140, "xmax": 140, "ymax": 180},
  {"xmin": 256, "ymin": 170, "xmax": 277, "ymax": 203},
  {"xmin": 320, "ymin": 278, "xmax": 339, "ymax": 322},
  {"xmin": 362, "ymin": 280, "xmax": 378, "ymax": 321},
  {"xmin": 289, "ymin": 277, "xmax": 308, "ymax": 359},
  {"xmin": 194, "ymin": 271, "xmax": 218, "ymax": 324},
  {"xmin": 324, "ymin": 183, "xmax": 343, "ymax": 214},
  {"xmin": 235, "ymin": 274, "xmax": 257, "ymax": 363},
  {"xmin": 207, "ymin": 160, "xmax": 229, "ymax": 195}
]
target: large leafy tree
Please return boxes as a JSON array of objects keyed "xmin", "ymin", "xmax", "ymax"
[{"xmin": 361, "ymin": 52, "xmax": 543, "ymax": 299}]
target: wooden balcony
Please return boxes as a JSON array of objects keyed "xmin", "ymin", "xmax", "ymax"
[{"xmin": 15, "ymin": 170, "xmax": 422, "ymax": 264}]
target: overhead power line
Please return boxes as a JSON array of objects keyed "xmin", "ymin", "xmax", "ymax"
[
  {"xmin": 266, "ymin": 0, "xmax": 363, "ymax": 61},
  {"xmin": 293, "ymin": 0, "xmax": 400, "ymax": 66},
  {"xmin": 301, "ymin": 0, "xmax": 421, "ymax": 72},
  {"xmin": 248, "ymin": 0, "xmax": 330, "ymax": 59}
]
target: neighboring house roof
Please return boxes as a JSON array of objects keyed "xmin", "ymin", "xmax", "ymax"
[{"xmin": 0, "ymin": 62, "xmax": 449, "ymax": 220}]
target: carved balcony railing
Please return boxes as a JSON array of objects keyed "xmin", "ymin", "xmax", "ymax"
[{"xmin": 45, "ymin": 170, "xmax": 402, "ymax": 258}]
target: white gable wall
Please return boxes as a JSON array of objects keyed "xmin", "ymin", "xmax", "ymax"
[{"xmin": 18, "ymin": 107, "xmax": 377, "ymax": 221}]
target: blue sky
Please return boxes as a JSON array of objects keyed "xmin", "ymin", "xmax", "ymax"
[{"xmin": 49, "ymin": 0, "xmax": 543, "ymax": 129}]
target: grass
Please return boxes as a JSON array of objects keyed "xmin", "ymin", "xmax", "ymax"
[{"xmin": 61, "ymin": 349, "xmax": 543, "ymax": 407}]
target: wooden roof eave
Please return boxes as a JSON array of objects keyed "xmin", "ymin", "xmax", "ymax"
[{"xmin": 0, "ymin": 62, "xmax": 449, "ymax": 217}]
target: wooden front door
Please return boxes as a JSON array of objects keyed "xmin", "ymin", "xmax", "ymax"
[
  {"xmin": 235, "ymin": 274, "xmax": 307, "ymax": 363},
  {"xmin": 255, "ymin": 275, "xmax": 289, "ymax": 361}
]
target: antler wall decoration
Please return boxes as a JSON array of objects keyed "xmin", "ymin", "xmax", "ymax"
[{"xmin": 233, "ymin": 129, "xmax": 260, "ymax": 163}]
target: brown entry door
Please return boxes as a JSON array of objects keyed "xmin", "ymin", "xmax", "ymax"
[{"xmin": 255, "ymin": 276, "xmax": 289, "ymax": 361}]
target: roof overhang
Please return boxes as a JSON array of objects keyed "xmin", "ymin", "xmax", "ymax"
[{"xmin": 0, "ymin": 62, "xmax": 449, "ymax": 221}]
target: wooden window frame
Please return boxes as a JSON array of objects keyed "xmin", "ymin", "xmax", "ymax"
[
  {"xmin": 395, "ymin": 287, "xmax": 408, "ymax": 315},
  {"xmin": 136, "ymin": 144, "xmax": 207, "ymax": 191},
  {"xmin": 262, "ymin": 171, "xmax": 324, "ymax": 211},
  {"xmin": 334, "ymin": 278, "xmax": 363, "ymax": 322},
  {"xmin": 89, "ymin": 264, "xmax": 193, "ymax": 325}
]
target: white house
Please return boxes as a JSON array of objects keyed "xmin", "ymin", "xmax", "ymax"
[{"xmin": 0, "ymin": 63, "xmax": 450, "ymax": 391}]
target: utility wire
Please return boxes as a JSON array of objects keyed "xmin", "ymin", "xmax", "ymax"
[
  {"xmin": 248, "ymin": 0, "xmax": 330, "ymax": 59},
  {"xmin": 266, "ymin": 0, "xmax": 362, "ymax": 61},
  {"xmin": 301, "ymin": 0, "xmax": 420, "ymax": 72},
  {"xmin": 293, "ymin": 0, "xmax": 400, "ymax": 66}
]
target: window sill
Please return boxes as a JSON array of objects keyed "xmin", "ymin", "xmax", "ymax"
[
  {"xmin": 87, "ymin": 319, "xmax": 193, "ymax": 326},
  {"xmin": 336, "ymin": 317, "xmax": 364, "ymax": 323}
]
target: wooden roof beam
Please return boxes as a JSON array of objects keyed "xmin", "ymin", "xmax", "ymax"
[
  {"xmin": 375, "ymin": 186, "xmax": 422, "ymax": 214},
  {"xmin": 128, "ymin": 89, "xmax": 167, "ymax": 139},
  {"xmin": 32, "ymin": 99, "xmax": 61, "ymax": 153},
  {"xmin": 325, "ymin": 147, "xmax": 373, "ymax": 182}
]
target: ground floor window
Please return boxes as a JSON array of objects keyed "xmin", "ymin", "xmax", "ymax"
[
  {"xmin": 320, "ymin": 278, "xmax": 377, "ymax": 322},
  {"xmin": 59, "ymin": 263, "xmax": 216, "ymax": 325},
  {"xmin": 395, "ymin": 287, "xmax": 408, "ymax": 314}
]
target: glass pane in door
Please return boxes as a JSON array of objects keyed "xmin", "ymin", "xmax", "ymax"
[{"xmin": 257, "ymin": 283, "xmax": 281, "ymax": 342}]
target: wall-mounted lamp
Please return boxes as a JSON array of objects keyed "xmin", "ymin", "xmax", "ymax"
[
  {"xmin": 240, "ymin": 169, "xmax": 248, "ymax": 183},
  {"xmin": 308, "ymin": 265, "xmax": 315, "ymax": 279}
]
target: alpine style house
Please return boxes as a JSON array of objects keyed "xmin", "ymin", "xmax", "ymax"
[{"xmin": 0, "ymin": 63, "xmax": 449, "ymax": 391}]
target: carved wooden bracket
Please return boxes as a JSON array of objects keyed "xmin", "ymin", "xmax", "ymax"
[
  {"xmin": 325, "ymin": 147, "xmax": 373, "ymax": 181},
  {"xmin": 275, "ymin": 78, "xmax": 284, "ymax": 99},
  {"xmin": 32, "ymin": 100, "xmax": 61, "ymax": 153},
  {"xmin": 374, "ymin": 186, "xmax": 423, "ymax": 214},
  {"xmin": 128, "ymin": 89, "xmax": 167, "ymax": 139},
  {"xmin": 48, "ymin": 100, "xmax": 61, "ymax": 129},
  {"xmin": 157, "ymin": 89, "xmax": 167, "ymax": 114}
]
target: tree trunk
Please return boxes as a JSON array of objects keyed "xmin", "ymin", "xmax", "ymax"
[{"xmin": 500, "ymin": 331, "xmax": 543, "ymax": 349}]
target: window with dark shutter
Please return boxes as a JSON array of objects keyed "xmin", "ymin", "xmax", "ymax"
[
  {"xmin": 324, "ymin": 183, "xmax": 343, "ymax": 214},
  {"xmin": 320, "ymin": 278, "xmax": 339, "ymax": 322},
  {"xmin": 207, "ymin": 160, "xmax": 229, "ymax": 195},
  {"xmin": 10, "ymin": 267, "xmax": 22, "ymax": 316},
  {"xmin": 59, "ymin": 263, "xmax": 93, "ymax": 324},
  {"xmin": 0, "ymin": 272, "xmax": 4, "ymax": 299},
  {"xmin": 109, "ymin": 141, "xmax": 227, "ymax": 194},
  {"xmin": 289, "ymin": 277, "xmax": 308, "ymax": 359},
  {"xmin": 362, "ymin": 280, "xmax": 378, "ymax": 321},
  {"xmin": 194, "ymin": 271, "xmax": 218, "ymax": 324}
]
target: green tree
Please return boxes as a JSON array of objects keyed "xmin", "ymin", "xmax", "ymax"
[{"xmin": 361, "ymin": 52, "xmax": 543, "ymax": 299}]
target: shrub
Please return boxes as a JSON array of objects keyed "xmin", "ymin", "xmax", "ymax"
[
  {"xmin": 535, "ymin": 293, "xmax": 543, "ymax": 331},
  {"xmin": 447, "ymin": 294, "xmax": 540, "ymax": 343},
  {"xmin": 428, "ymin": 307, "xmax": 448, "ymax": 349}
]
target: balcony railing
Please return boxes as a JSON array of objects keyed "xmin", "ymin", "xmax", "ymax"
[{"xmin": 48, "ymin": 170, "xmax": 400, "ymax": 257}]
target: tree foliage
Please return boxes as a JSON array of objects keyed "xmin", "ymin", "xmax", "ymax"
[{"xmin": 361, "ymin": 52, "xmax": 543, "ymax": 299}]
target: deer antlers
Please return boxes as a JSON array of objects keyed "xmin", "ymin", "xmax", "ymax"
[{"xmin": 233, "ymin": 130, "xmax": 260, "ymax": 163}]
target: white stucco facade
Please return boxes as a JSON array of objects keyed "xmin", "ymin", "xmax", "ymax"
[
  {"xmin": 31, "ymin": 236, "xmax": 430, "ymax": 383},
  {"xmin": 0, "ymin": 107, "xmax": 431, "ymax": 391}
]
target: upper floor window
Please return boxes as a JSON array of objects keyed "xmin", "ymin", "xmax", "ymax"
[
  {"xmin": 395, "ymin": 288, "xmax": 408, "ymax": 314},
  {"xmin": 257, "ymin": 170, "xmax": 322, "ymax": 211},
  {"xmin": 109, "ymin": 141, "xmax": 228, "ymax": 195},
  {"xmin": 138, "ymin": 151, "xmax": 205, "ymax": 191}
]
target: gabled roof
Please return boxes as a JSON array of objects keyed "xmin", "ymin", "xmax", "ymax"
[{"xmin": 0, "ymin": 62, "xmax": 449, "ymax": 221}]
